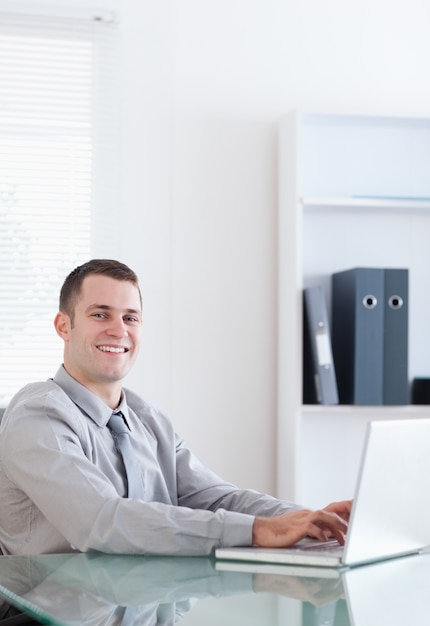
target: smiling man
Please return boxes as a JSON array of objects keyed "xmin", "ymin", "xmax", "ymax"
[
  {"xmin": 55, "ymin": 268, "xmax": 142, "ymax": 408},
  {"xmin": 0, "ymin": 259, "xmax": 350, "ymax": 556}
]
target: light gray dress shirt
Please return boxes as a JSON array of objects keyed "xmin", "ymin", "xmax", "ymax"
[{"xmin": 0, "ymin": 366, "xmax": 299, "ymax": 556}]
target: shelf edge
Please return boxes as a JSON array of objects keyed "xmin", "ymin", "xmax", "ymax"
[{"xmin": 301, "ymin": 196, "xmax": 430, "ymax": 211}]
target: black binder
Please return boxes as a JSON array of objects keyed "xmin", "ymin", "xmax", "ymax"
[
  {"xmin": 383, "ymin": 268, "xmax": 409, "ymax": 404},
  {"xmin": 303, "ymin": 286, "xmax": 339, "ymax": 405},
  {"xmin": 332, "ymin": 268, "xmax": 384, "ymax": 405}
]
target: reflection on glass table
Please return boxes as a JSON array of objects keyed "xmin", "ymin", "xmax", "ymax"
[{"xmin": 0, "ymin": 550, "xmax": 429, "ymax": 625}]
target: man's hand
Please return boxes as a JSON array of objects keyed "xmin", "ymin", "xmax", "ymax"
[
  {"xmin": 252, "ymin": 500, "xmax": 352, "ymax": 548},
  {"xmin": 323, "ymin": 500, "xmax": 352, "ymax": 522}
]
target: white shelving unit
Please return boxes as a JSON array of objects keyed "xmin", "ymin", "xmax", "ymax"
[{"xmin": 277, "ymin": 110, "xmax": 430, "ymax": 508}]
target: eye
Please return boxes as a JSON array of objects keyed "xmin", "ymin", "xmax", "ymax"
[
  {"xmin": 124, "ymin": 315, "xmax": 140, "ymax": 324},
  {"xmin": 92, "ymin": 312, "xmax": 106, "ymax": 319}
]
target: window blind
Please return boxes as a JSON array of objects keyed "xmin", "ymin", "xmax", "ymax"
[{"xmin": 0, "ymin": 10, "xmax": 120, "ymax": 406}]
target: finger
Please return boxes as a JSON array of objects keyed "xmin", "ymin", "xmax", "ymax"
[
  {"xmin": 312, "ymin": 512, "xmax": 348, "ymax": 545},
  {"xmin": 324, "ymin": 500, "xmax": 352, "ymax": 520},
  {"xmin": 326, "ymin": 525, "xmax": 346, "ymax": 545},
  {"xmin": 324, "ymin": 510, "xmax": 349, "ymax": 531},
  {"xmin": 305, "ymin": 524, "xmax": 330, "ymax": 543}
]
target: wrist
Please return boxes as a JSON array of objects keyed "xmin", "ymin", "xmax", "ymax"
[{"xmin": 252, "ymin": 516, "xmax": 267, "ymax": 546}]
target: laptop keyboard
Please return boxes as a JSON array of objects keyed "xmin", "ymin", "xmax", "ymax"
[{"xmin": 299, "ymin": 539, "xmax": 342, "ymax": 553}]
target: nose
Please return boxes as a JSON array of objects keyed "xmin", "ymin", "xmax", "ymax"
[{"xmin": 106, "ymin": 316, "xmax": 127, "ymax": 337}]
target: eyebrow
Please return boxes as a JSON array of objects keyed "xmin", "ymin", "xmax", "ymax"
[{"xmin": 86, "ymin": 304, "xmax": 142, "ymax": 316}]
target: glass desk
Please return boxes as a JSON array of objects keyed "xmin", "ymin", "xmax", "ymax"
[{"xmin": 0, "ymin": 551, "xmax": 429, "ymax": 625}]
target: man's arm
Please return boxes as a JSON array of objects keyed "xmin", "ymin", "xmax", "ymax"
[
  {"xmin": 0, "ymin": 383, "xmax": 350, "ymax": 556},
  {"xmin": 175, "ymin": 444, "xmax": 301, "ymax": 517},
  {"xmin": 173, "ymin": 431, "xmax": 351, "ymax": 548},
  {"xmin": 0, "ymin": 383, "xmax": 256, "ymax": 555}
]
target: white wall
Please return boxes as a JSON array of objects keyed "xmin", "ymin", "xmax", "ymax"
[{"xmin": 12, "ymin": 0, "xmax": 430, "ymax": 498}]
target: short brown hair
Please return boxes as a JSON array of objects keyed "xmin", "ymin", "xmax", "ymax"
[{"xmin": 59, "ymin": 259, "xmax": 142, "ymax": 324}]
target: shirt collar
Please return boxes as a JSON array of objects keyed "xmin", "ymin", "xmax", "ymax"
[{"xmin": 53, "ymin": 365, "xmax": 130, "ymax": 428}]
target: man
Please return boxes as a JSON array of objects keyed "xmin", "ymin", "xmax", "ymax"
[{"xmin": 0, "ymin": 259, "xmax": 350, "ymax": 555}]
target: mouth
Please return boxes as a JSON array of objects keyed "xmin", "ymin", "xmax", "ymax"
[{"xmin": 97, "ymin": 345, "xmax": 129, "ymax": 354}]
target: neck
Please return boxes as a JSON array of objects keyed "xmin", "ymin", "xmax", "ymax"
[
  {"xmin": 62, "ymin": 365, "xmax": 123, "ymax": 410},
  {"xmin": 87, "ymin": 383, "xmax": 122, "ymax": 410}
]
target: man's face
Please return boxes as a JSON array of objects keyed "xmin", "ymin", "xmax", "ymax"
[{"xmin": 55, "ymin": 274, "xmax": 142, "ymax": 400}]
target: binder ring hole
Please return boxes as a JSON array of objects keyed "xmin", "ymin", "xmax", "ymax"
[
  {"xmin": 388, "ymin": 295, "xmax": 403, "ymax": 309},
  {"xmin": 363, "ymin": 294, "xmax": 377, "ymax": 309}
]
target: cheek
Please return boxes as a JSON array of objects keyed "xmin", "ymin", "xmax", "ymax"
[{"xmin": 132, "ymin": 329, "xmax": 142, "ymax": 346}]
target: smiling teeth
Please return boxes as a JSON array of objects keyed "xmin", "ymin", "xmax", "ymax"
[{"xmin": 98, "ymin": 346, "xmax": 126, "ymax": 353}]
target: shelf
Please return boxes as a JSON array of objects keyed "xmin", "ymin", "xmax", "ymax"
[
  {"xmin": 278, "ymin": 110, "xmax": 430, "ymax": 506},
  {"xmin": 301, "ymin": 196, "xmax": 430, "ymax": 212},
  {"xmin": 302, "ymin": 404, "xmax": 430, "ymax": 416}
]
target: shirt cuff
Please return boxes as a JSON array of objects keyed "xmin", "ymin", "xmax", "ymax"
[{"xmin": 220, "ymin": 511, "xmax": 255, "ymax": 547}]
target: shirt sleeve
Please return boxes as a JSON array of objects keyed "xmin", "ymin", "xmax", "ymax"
[{"xmin": 175, "ymin": 443, "xmax": 300, "ymax": 517}]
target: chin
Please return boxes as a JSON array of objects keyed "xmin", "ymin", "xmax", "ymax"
[{"xmin": 104, "ymin": 367, "xmax": 131, "ymax": 382}]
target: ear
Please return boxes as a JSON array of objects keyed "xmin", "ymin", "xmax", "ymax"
[{"xmin": 54, "ymin": 311, "xmax": 71, "ymax": 342}]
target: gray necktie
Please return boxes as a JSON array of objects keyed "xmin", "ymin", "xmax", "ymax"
[{"xmin": 108, "ymin": 411, "xmax": 144, "ymax": 499}]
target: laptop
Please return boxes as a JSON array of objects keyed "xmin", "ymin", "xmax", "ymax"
[{"xmin": 216, "ymin": 418, "xmax": 430, "ymax": 569}]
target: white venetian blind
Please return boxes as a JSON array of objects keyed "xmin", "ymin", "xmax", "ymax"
[{"xmin": 0, "ymin": 8, "xmax": 120, "ymax": 406}]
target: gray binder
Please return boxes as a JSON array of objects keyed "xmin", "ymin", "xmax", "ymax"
[
  {"xmin": 303, "ymin": 286, "xmax": 338, "ymax": 405},
  {"xmin": 332, "ymin": 268, "xmax": 384, "ymax": 405},
  {"xmin": 383, "ymin": 268, "xmax": 409, "ymax": 404}
]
